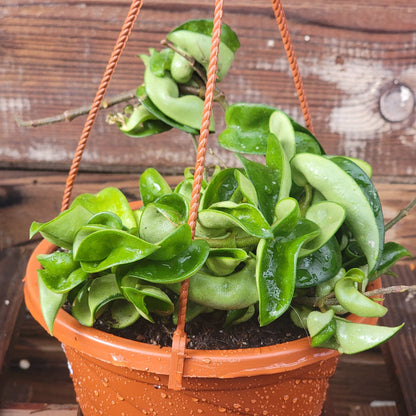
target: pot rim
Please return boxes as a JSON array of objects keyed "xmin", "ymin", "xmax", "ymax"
[{"xmin": 24, "ymin": 237, "xmax": 380, "ymax": 379}]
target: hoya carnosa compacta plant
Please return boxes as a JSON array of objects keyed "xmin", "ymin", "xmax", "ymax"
[{"xmin": 30, "ymin": 19, "xmax": 411, "ymax": 355}]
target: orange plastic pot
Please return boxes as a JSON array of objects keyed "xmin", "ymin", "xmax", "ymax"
[{"xmin": 24, "ymin": 237, "xmax": 381, "ymax": 416}]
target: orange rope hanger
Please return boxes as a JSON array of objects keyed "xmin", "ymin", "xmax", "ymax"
[{"xmin": 59, "ymin": 0, "xmax": 312, "ymax": 391}]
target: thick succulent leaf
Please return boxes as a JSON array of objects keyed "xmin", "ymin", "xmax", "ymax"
[
  {"xmin": 224, "ymin": 305, "xmax": 256, "ymax": 328},
  {"xmin": 137, "ymin": 85, "xmax": 200, "ymax": 134},
  {"xmin": 307, "ymin": 309, "xmax": 335, "ymax": 337},
  {"xmin": 37, "ymin": 251, "xmax": 78, "ymax": 277},
  {"xmin": 38, "ymin": 267, "xmax": 88, "ymax": 294},
  {"xmin": 87, "ymin": 211, "xmax": 124, "ymax": 229},
  {"xmin": 170, "ymin": 259, "xmax": 258, "ymax": 310},
  {"xmin": 218, "ymin": 103, "xmax": 276, "ymax": 154},
  {"xmin": 71, "ymin": 187, "xmax": 137, "ymax": 230},
  {"xmin": 30, "ymin": 205, "xmax": 93, "ymax": 250},
  {"xmin": 373, "ymin": 241, "xmax": 411, "ymax": 277},
  {"xmin": 310, "ymin": 320, "xmax": 337, "ymax": 347},
  {"xmin": 265, "ymin": 133, "xmax": 291, "ymax": 200},
  {"xmin": 167, "ymin": 19, "xmax": 239, "ymax": 81},
  {"xmin": 257, "ymin": 199, "xmax": 320, "ymax": 326},
  {"xmin": 205, "ymin": 247, "xmax": 249, "ymax": 276},
  {"xmin": 174, "ymin": 178, "xmax": 194, "ymax": 203},
  {"xmin": 121, "ymin": 279, "xmax": 174, "ymax": 322},
  {"xmin": 119, "ymin": 104, "xmax": 171, "ymax": 138},
  {"xmin": 88, "ymin": 274, "xmax": 124, "ymax": 321},
  {"xmin": 290, "ymin": 118, "xmax": 325, "ymax": 155},
  {"xmin": 147, "ymin": 223, "xmax": 192, "ymax": 261},
  {"xmin": 294, "ymin": 131, "xmax": 323, "ymax": 155},
  {"xmin": 168, "ymin": 19, "xmax": 240, "ymax": 53},
  {"xmin": 269, "ymin": 110, "xmax": 296, "ymax": 160},
  {"xmin": 301, "ymin": 201, "xmax": 346, "ymax": 256},
  {"xmin": 234, "ymin": 170, "xmax": 258, "ymax": 206},
  {"xmin": 201, "ymin": 168, "xmax": 241, "ymax": 209},
  {"xmin": 334, "ymin": 317, "xmax": 403, "ymax": 354},
  {"xmin": 343, "ymin": 156, "xmax": 373, "ymax": 178},
  {"xmin": 117, "ymin": 239, "xmax": 210, "ymax": 284},
  {"xmin": 334, "ymin": 268, "xmax": 388, "ymax": 317},
  {"xmin": 148, "ymin": 48, "xmax": 174, "ymax": 76},
  {"xmin": 290, "ymin": 305, "xmax": 313, "ymax": 329},
  {"xmin": 198, "ymin": 202, "xmax": 273, "ymax": 239},
  {"xmin": 172, "ymin": 299, "xmax": 213, "ymax": 324},
  {"xmin": 139, "ymin": 205, "xmax": 178, "ymax": 244},
  {"xmin": 291, "ymin": 153, "xmax": 383, "ymax": 273},
  {"xmin": 155, "ymin": 193, "xmax": 189, "ymax": 223},
  {"xmin": 38, "ymin": 273, "xmax": 67, "ymax": 334},
  {"xmin": 328, "ymin": 156, "xmax": 385, "ymax": 273},
  {"xmin": 237, "ymin": 155, "xmax": 281, "ymax": 224},
  {"xmin": 139, "ymin": 168, "xmax": 172, "ymax": 205},
  {"xmin": 143, "ymin": 59, "xmax": 215, "ymax": 131},
  {"xmin": 108, "ymin": 300, "xmax": 141, "ymax": 329},
  {"xmin": 71, "ymin": 281, "xmax": 94, "ymax": 327},
  {"xmin": 73, "ymin": 226, "xmax": 160, "ymax": 272},
  {"xmin": 296, "ymin": 236, "xmax": 342, "ymax": 288}
]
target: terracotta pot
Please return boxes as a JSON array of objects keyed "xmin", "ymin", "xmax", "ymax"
[{"xmin": 24, "ymin": 237, "xmax": 381, "ymax": 416}]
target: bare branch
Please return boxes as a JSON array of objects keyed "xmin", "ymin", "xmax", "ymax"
[
  {"xmin": 385, "ymin": 196, "xmax": 416, "ymax": 231},
  {"xmin": 16, "ymin": 89, "xmax": 137, "ymax": 128}
]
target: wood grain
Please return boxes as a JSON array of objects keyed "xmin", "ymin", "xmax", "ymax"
[{"xmin": 2, "ymin": 1, "xmax": 416, "ymax": 178}]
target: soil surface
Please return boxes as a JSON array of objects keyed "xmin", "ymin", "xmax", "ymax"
[{"xmin": 93, "ymin": 310, "xmax": 307, "ymax": 350}]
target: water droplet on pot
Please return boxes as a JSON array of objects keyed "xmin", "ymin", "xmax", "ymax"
[
  {"xmin": 161, "ymin": 392, "xmax": 167, "ymax": 399},
  {"xmin": 202, "ymin": 358, "xmax": 211, "ymax": 364},
  {"xmin": 197, "ymin": 409, "xmax": 203, "ymax": 414},
  {"xmin": 283, "ymin": 395, "xmax": 289, "ymax": 401},
  {"xmin": 218, "ymin": 407, "xmax": 226, "ymax": 413},
  {"xmin": 292, "ymin": 397, "xmax": 298, "ymax": 404},
  {"xmin": 251, "ymin": 399, "xmax": 257, "ymax": 404}
]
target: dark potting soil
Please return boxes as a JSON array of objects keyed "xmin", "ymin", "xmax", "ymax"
[{"xmin": 92, "ymin": 310, "xmax": 308, "ymax": 350}]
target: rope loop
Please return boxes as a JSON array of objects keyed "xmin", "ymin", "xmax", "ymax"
[{"xmin": 61, "ymin": 0, "xmax": 143, "ymax": 212}]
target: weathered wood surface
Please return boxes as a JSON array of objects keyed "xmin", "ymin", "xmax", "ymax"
[
  {"xmin": 0, "ymin": 246, "xmax": 32, "ymax": 375},
  {"xmin": 2, "ymin": 0, "xmax": 416, "ymax": 178}
]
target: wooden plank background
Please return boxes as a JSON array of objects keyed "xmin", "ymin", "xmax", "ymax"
[{"xmin": 1, "ymin": 0, "xmax": 416, "ymax": 178}]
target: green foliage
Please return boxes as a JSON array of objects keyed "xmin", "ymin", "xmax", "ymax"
[{"xmin": 29, "ymin": 18, "xmax": 411, "ymax": 355}]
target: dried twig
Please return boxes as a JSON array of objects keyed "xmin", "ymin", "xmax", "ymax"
[
  {"xmin": 385, "ymin": 195, "xmax": 416, "ymax": 231},
  {"xmin": 294, "ymin": 285, "xmax": 416, "ymax": 308},
  {"xmin": 16, "ymin": 89, "xmax": 137, "ymax": 128}
]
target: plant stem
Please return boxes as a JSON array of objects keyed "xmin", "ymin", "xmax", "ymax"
[
  {"xmin": 294, "ymin": 284, "xmax": 416, "ymax": 308},
  {"xmin": 385, "ymin": 196, "xmax": 416, "ymax": 231},
  {"xmin": 161, "ymin": 39, "xmax": 228, "ymax": 110},
  {"xmin": 16, "ymin": 89, "xmax": 137, "ymax": 128}
]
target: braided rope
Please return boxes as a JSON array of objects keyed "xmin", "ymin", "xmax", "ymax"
[
  {"xmin": 168, "ymin": 0, "xmax": 224, "ymax": 391},
  {"xmin": 271, "ymin": 0, "xmax": 314, "ymax": 133},
  {"xmin": 61, "ymin": 0, "xmax": 144, "ymax": 212}
]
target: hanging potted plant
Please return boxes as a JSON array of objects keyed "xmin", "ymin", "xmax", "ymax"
[{"xmin": 23, "ymin": 7, "xmax": 413, "ymax": 416}]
